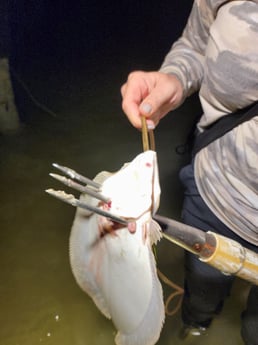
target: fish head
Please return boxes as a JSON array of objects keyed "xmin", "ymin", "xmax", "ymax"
[{"xmin": 101, "ymin": 150, "xmax": 160, "ymax": 220}]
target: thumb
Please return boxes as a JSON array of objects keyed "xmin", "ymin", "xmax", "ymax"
[
  {"xmin": 138, "ymin": 96, "xmax": 164, "ymax": 128},
  {"xmin": 139, "ymin": 85, "xmax": 173, "ymax": 117},
  {"xmin": 139, "ymin": 101, "xmax": 161, "ymax": 129},
  {"xmin": 139, "ymin": 102, "xmax": 153, "ymax": 116},
  {"xmin": 139, "ymin": 102, "xmax": 158, "ymax": 129}
]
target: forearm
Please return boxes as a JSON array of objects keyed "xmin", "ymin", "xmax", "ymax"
[{"xmin": 159, "ymin": 0, "xmax": 212, "ymax": 97}]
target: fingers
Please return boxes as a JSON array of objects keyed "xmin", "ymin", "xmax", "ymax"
[
  {"xmin": 121, "ymin": 71, "xmax": 149, "ymax": 128},
  {"xmin": 121, "ymin": 71, "xmax": 184, "ymax": 129}
]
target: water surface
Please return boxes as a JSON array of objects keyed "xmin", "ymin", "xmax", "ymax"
[{"xmin": 0, "ymin": 57, "xmax": 248, "ymax": 345}]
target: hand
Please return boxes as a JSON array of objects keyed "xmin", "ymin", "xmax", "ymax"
[{"xmin": 121, "ymin": 70, "xmax": 184, "ymax": 129}]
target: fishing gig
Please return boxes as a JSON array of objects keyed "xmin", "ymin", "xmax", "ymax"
[{"xmin": 46, "ymin": 150, "xmax": 165, "ymax": 345}]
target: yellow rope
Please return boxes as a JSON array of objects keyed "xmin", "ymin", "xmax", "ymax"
[
  {"xmin": 141, "ymin": 116, "xmax": 183, "ymax": 316},
  {"xmin": 141, "ymin": 117, "xmax": 155, "ymax": 151},
  {"xmin": 158, "ymin": 269, "xmax": 184, "ymax": 316}
]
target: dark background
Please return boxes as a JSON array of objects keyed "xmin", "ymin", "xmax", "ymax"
[
  {"xmin": 6, "ymin": 1, "xmax": 192, "ymax": 66},
  {"xmin": 1, "ymin": 1, "xmax": 195, "ymax": 122}
]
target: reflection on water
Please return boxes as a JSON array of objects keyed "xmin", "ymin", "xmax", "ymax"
[{"xmin": 0, "ymin": 63, "xmax": 248, "ymax": 345}]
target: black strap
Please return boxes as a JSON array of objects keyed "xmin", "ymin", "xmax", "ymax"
[{"xmin": 192, "ymin": 101, "xmax": 258, "ymax": 156}]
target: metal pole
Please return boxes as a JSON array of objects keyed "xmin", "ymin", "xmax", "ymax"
[{"xmin": 154, "ymin": 214, "xmax": 258, "ymax": 286}]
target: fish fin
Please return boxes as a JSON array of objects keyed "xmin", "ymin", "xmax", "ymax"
[
  {"xmin": 114, "ymin": 258, "xmax": 165, "ymax": 345},
  {"xmin": 94, "ymin": 170, "xmax": 113, "ymax": 185},
  {"xmin": 72, "ymin": 263, "xmax": 112, "ymax": 320},
  {"xmin": 69, "ymin": 212, "xmax": 112, "ymax": 320},
  {"xmin": 91, "ymin": 292, "xmax": 111, "ymax": 319},
  {"xmin": 149, "ymin": 219, "xmax": 162, "ymax": 245},
  {"xmin": 70, "ymin": 257, "xmax": 111, "ymax": 319}
]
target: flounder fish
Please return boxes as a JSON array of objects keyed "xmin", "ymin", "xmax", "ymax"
[{"xmin": 69, "ymin": 150, "xmax": 165, "ymax": 345}]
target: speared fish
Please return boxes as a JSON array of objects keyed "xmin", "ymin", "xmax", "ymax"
[{"xmin": 46, "ymin": 149, "xmax": 165, "ymax": 345}]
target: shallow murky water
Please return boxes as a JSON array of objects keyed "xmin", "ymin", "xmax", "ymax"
[{"xmin": 0, "ymin": 58, "xmax": 249, "ymax": 345}]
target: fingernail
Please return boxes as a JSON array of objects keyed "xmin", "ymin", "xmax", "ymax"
[
  {"xmin": 140, "ymin": 103, "xmax": 152, "ymax": 114},
  {"xmin": 146, "ymin": 120, "xmax": 155, "ymax": 130}
]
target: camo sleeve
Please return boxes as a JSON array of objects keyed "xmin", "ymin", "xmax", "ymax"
[
  {"xmin": 160, "ymin": 0, "xmax": 258, "ymax": 245},
  {"xmin": 159, "ymin": 0, "xmax": 229, "ymax": 97}
]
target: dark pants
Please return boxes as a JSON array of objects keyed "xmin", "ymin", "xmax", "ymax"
[{"xmin": 179, "ymin": 162, "xmax": 258, "ymax": 345}]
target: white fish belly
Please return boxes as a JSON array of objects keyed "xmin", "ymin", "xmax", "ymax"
[
  {"xmin": 101, "ymin": 228, "xmax": 160, "ymax": 332},
  {"xmin": 70, "ymin": 212, "xmax": 164, "ymax": 345},
  {"xmin": 69, "ymin": 151, "xmax": 165, "ymax": 345}
]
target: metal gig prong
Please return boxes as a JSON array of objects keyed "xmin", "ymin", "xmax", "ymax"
[
  {"xmin": 52, "ymin": 163, "xmax": 101, "ymax": 189},
  {"xmin": 46, "ymin": 189, "xmax": 78, "ymax": 207},
  {"xmin": 49, "ymin": 173, "xmax": 110, "ymax": 203},
  {"xmin": 45, "ymin": 189, "xmax": 128, "ymax": 226}
]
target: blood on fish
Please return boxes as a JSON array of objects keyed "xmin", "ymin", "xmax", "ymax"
[
  {"xmin": 101, "ymin": 201, "xmax": 111, "ymax": 211},
  {"xmin": 127, "ymin": 221, "xmax": 137, "ymax": 234},
  {"xmin": 99, "ymin": 217, "xmax": 128, "ymax": 237},
  {"xmin": 145, "ymin": 162, "xmax": 152, "ymax": 167}
]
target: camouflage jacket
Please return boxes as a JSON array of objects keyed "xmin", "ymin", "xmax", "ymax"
[{"xmin": 160, "ymin": 0, "xmax": 258, "ymax": 245}]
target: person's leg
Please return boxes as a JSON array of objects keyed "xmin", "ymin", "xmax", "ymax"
[
  {"xmin": 182, "ymin": 251, "xmax": 234, "ymax": 329},
  {"xmin": 241, "ymin": 285, "xmax": 258, "ymax": 345},
  {"xmin": 179, "ymin": 162, "xmax": 256, "ymax": 249},
  {"xmin": 178, "ymin": 161, "xmax": 258, "ymax": 340}
]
